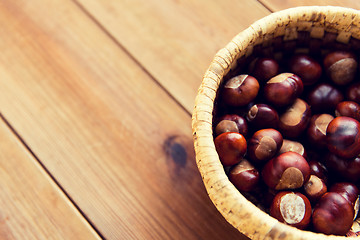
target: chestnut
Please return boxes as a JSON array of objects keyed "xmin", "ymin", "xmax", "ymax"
[
  {"xmin": 308, "ymin": 160, "xmax": 328, "ymax": 184},
  {"xmin": 346, "ymin": 82, "xmax": 360, "ymax": 104},
  {"xmin": 262, "ymin": 152, "xmax": 310, "ymax": 190},
  {"xmin": 325, "ymin": 153, "xmax": 360, "ymax": 183},
  {"xmin": 249, "ymin": 57, "xmax": 279, "ymax": 83},
  {"xmin": 329, "ymin": 182, "xmax": 359, "ymax": 207},
  {"xmin": 228, "ymin": 159, "xmax": 260, "ymax": 192},
  {"xmin": 312, "ymin": 192, "xmax": 355, "ymax": 235},
  {"xmin": 215, "ymin": 120, "xmax": 238, "ymax": 136},
  {"xmin": 247, "ymin": 129, "xmax": 283, "ymax": 164},
  {"xmin": 289, "ymin": 53, "xmax": 322, "ymax": 86},
  {"xmin": 303, "ymin": 175, "xmax": 327, "ymax": 203},
  {"xmin": 215, "ymin": 114, "xmax": 248, "ymax": 136},
  {"xmin": 306, "ymin": 114, "xmax": 334, "ymax": 149},
  {"xmin": 222, "ymin": 74, "xmax": 260, "ymax": 107},
  {"xmin": 246, "ymin": 103, "xmax": 279, "ymax": 129},
  {"xmin": 326, "ymin": 116, "xmax": 360, "ymax": 159},
  {"xmin": 278, "ymin": 139, "xmax": 306, "ymax": 158},
  {"xmin": 307, "ymin": 83, "xmax": 344, "ymax": 113},
  {"xmin": 335, "ymin": 101, "xmax": 360, "ymax": 121},
  {"xmin": 214, "ymin": 132, "xmax": 247, "ymax": 166},
  {"xmin": 263, "ymin": 73, "xmax": 303, "ymax": 107},
  {"xmin": 323, "ymin": 50, "xmax": 357, "ymax": 85},
  {"xmin": 270, "ymin": 191, "xmax": 311, "ymax": 230},
  {"xmin": 278, "ymin": 98, "xmax": 311, "ymax": 138}
]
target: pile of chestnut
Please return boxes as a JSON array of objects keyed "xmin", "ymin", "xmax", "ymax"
[{"xmin": 213, "ymin": 50, "xmax": 360, "ymax": 236}]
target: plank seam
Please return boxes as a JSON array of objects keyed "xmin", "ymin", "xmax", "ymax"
[
  {"xmin": 257, "ymin": 0, "xmax": 275, "ymax": 13},
  {"xmin": 71, "ymin": 0, "xmax": 192, "ymax": 117},
  {"xmin": 0, "ymin": 112, "xmax": 105, "ymax": 240}
]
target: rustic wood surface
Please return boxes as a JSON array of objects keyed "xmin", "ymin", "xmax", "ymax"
[{"xmin": 0, "ymin": 1, "xmax": 358, "ymax": 239}]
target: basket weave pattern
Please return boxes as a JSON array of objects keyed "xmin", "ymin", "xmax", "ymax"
[{"xmin": 192, "ymin": 6, "xmax": 360, "ymax": 240}]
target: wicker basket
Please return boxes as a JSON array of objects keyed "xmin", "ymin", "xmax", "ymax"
[{"xmin": 192, "ymin": 6, "xmax": 360, "ymax": 240}]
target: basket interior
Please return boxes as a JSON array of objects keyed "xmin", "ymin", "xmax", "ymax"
[{"xmin": 193, "ymin": 6, "xmax": 360, "ymax": 240}]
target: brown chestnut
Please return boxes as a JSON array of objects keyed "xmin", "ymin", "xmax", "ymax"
[
  {"xmin": 346, "ymin": 82, "xmax": 360, "ymax": 104},
  {"xmin": 246, "ymin": 103, "xmax": 279, "ymax": 129},
  {"xmin": 335, "ymin": 101, "xmax": 360, "ymax": 121},
  {"xmin": 270, "ymin": 191, "xmax": 311, "ymax": 230},
  {"xmin": 323, "ymin": 50, "xmax": 357, "ymax": 85},
  {"xmin": 214, "ymin": 132, "xmax": 247, "ymax": 166},
  {"xmin": 306, "ymin": 114, "xmax": 334, "ymax": 149},
  {"xmin": 215, "ymin": 120, "xmax": 238, "ymax": 136},
  {"xmin": 262, "ymin": 152, "xmax": 310, "ymax": 190},
  {"xmin": 326, "ymin": 116, "xmax": 360, "ymax": 159},
  {"xmin": 278, "ymin": 98, "xmax": 311, "ymax": 138},
  {"xmin": 222, "ymin": 74, "xmax": 260, "ymax": 107},
  {"xmin": 247, "ymin": 129, "xmax": 283, "ymax": 164},
  {"xmin": 325, "ymin": 153, "xmax": 360, "ymax": 183},
  {"xmin": 308, "ymin": 160, "xmax": 328, "ymax": 184},
  {"xmin": 329, "ymin": 182, "xmax": 359, "ymax": 207},
  {"xmin": 249, "ymin": 57, "xmax": 279, "ymax": 83},
  {"xmin": 228, "ymin": 159, "xmax": 260, "ymax": 192},
  {"xmin": 215, "ymin": 114, "xmax": 248, "ymax": 136},
  {"xmin": 312, "ymin": 192, "xmax": 355, "ymax": 235},
  {"xmin": 263, "ymin": 73, "xmax": 303, "ymax": 107},
  {"xmin": 303, "ymin": 175, "xmax": 327, "ymax": 203},
  {"xmin": 278, "ymin": 139, "xmax": 306, "ymax": 158},
  {"xmin": 307, "ymin": 83, "xmax": 344, "ymax": 113},
  {"xmin": 289, "ymin": 53, "xmax": 322, "ymax": 86}
]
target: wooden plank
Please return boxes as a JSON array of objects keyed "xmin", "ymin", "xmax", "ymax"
[
  {"xmin": 0, "ymin": 118, "xmax": 100, "ymax": 240},
  {"xmin": 260, "ymin": 0, "xmax": 360, "ymax": 12},
  {"xmin": 0, "ymin": 1, "xmax": 248, "ymax": 239},
  {"xmin": 74, "ymin": 0, "xmax": 271, "ymax": 113}
]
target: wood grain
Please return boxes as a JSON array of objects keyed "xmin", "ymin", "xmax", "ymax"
[
  {"xmin": 260, "ymin": 0, "xmax": 360, "ymax": 11},
  {"xmin": 0, "ymin": 1, "xmax": 250, "ymax": 239},
  {"xmin": 74, "ymin": 0, "xmax": 270, "ymax": 113},
  {"xmin": 0, "ymin": 117, "xmax": 100, "ymax": 240}
]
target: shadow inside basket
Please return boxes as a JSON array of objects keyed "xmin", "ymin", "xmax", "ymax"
[{"xmin": 212, "ymin": 29, "xmax": 360, "ymax": 237}]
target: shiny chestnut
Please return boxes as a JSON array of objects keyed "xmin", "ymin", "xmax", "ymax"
[
  {"xmin": 329, "ymin": 182, "xmax": 359, "ymax": 207},
  {"xmin": 278, "ymin": 98, "xmax": 311, "ymax": 138},
  {"xmin": 323, "ymin": 50, "xmax": 357, "ymax": 85},
  {"xmin": 247, "ymin": 129, "xmax": 283, "ymax": 164},
  {"xmin": 326, "ymin": 116, "xmax": 360, "ymax": 159},
  {"xmin": 249, "ymin": 57, "xmax": 279, "ymax": 83},
  {"xmin": 215, "ymin": 114, "xmax": 248, "ymax": 136},
  {"xmin": 308, "ymin": 160, "xmax": 328, "ymax": 184},
  {"xmin": 330, "ymin": 182, "xmax": 360, "ymax": 220},
  {"xmin": 325, "ymin": 153, "xmax": 360, "ymax": 183},
  {"xmin": 246, "ymin": 103, "xmax": 279, "ymax": 129},
  {"xmin": 347, "ymin": 82, "xmax": 360, "ymax": 103},
  {"xmin": 215, "ymin": 120, "xmax": 238, "ymax": 136},
  {"xmin": 312, "ymin": 192, "xmax": 355, "ymax": 235},
  {"xmin": 263, "ymin": 73, "xmax": 303, "ymax": 107},
  {"xmin": 262, "ymin": 152, "xmax": 310, "ymax": 190},
  {"xmin": 307, "ymin": 83, "xmax": 344, "ymax": 113},
  {"xmin": 278, "ymin": 139, "xmax": 306, "ymax": 158},
  {"xmin": 270, "ymin": 191, "xmax": 311, "ymax": 230},
  {"xmin": 307, "ymin": 114, "xmax": 334, "ymax": 149},
  {"xmin": 228, "ymin": 159, "xmax": 260, "ymax": 192},
  {"xmin": 222, "ymin": 74, "xmax": 260, "ymax": 107},
  {"xmin": 289, "ymin": 53, "xmax": 322, "ymax": 85},
  {"xmin": 303, "ymin": 175, "xmax": 327, "ymax": 203},
  {"xmin": 214, "ymin": 132, "xmax": 247, "ymax": 166},
  {"xmin": 335, "ymin": 101, "xmax": 360, "ymax": 121}
]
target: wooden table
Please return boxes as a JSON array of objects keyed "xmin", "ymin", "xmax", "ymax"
[{"xmin": 1, "ymin": 1, "xmax": 360, "ymax": 239}]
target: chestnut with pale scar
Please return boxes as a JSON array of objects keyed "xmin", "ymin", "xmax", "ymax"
[
  {"xmin": 262, "ymin": 152, "xmax": 310, "ymax": 190},
  {"xmin": 211, "ymin": 47, "xmax": 360, "ymax": 235}
]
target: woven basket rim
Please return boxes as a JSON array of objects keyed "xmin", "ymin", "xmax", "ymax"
[{"xmin": 192, "ymin": 5, "xmax": 360, "ymax": 240}]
